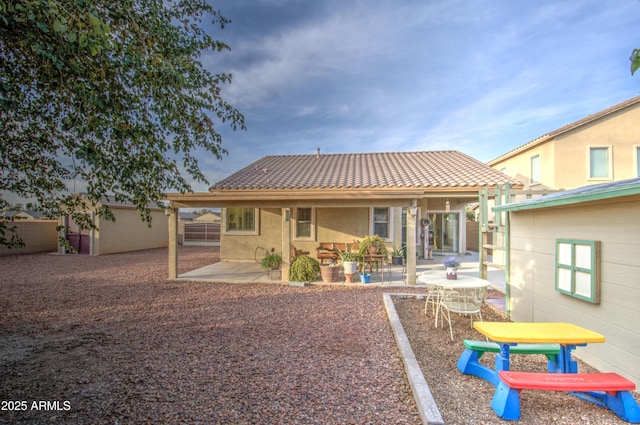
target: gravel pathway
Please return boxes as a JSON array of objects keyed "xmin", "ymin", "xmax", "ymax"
[{"xmin": 0, "ymin": 247, "xmax": 422, "ymax": 424}]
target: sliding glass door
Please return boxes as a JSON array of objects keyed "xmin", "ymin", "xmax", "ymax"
[{"xmin": 429, "ymin": 212, "xmax": 459, "ymax": 254}]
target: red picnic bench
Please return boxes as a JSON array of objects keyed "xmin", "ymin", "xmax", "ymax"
[{"xmin": 491, "ymin": 370, "xmax": 640, "ymax": 422}]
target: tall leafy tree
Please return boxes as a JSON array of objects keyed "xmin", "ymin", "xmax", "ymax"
[
  {"xmin": 0, "ymin": 0, "xmax": 244, "ymax": 247},
  {"xmin": 632, "ymin": 48, "xmax": 640, "ymax": 75}
]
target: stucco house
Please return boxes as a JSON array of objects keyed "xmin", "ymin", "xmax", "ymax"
[
  {"xmin": 166, "ymin": 150, "xmax": 521, "ymax": 283},
  {"xmin": 488, "ymin": 95, "xmax": 640, "ymax": 190},
  {"xmin": 493, "ymin": 178, "xmax": 640, "ymax": 387}
]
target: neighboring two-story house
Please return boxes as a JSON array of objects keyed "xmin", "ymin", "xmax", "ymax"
[{"xmin": 488, "ymin": 95, "xmax": 640, "ymax": 190}]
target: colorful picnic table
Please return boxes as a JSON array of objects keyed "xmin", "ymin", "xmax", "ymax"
[
  {"xmin": 457, "ymin": 322, "xmax": 639, "ymax": 422},
  {"xmin": 472, "ymin": 322, "xmax": 605, "ymax": 376}
]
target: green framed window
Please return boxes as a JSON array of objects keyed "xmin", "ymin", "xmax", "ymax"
[{"xmin": 555, "ymin": 239, "xmax": 600, "ymax": 303}]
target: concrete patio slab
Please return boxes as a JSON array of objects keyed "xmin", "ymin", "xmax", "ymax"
[{"xmin": 176, "ymin": 251, "xmax": 507, "ymax": 293}]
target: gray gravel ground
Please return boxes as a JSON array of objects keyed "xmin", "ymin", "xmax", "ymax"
[{"xmin": 0, "ymin": 247, "xmax": 422, "ymax": 424}]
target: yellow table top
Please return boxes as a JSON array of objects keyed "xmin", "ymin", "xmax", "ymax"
[{"xmin": 474, "ymin": 322, "xmax": 606, "ymax": 345}]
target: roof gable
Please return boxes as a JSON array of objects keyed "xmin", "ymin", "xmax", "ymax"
[
  {"xmin": 210, "ymin": 151, "xmax": 520, "ymax": 191},
  {"xmin": 488, "ymin": 95, "xmax": 640, "ymax": 165}
]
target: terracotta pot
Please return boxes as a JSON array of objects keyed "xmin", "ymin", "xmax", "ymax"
[
  {"xmin": 368, "ymin": 246, "xmax": 378, "ymax": 255},
  {"xmin": 320, "ymin": 265, "xmax": 340, "ymax": 283}
]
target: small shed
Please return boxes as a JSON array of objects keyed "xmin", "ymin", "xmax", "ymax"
[
  {"xmin": 59, "ymin": 198, "xmax": 168, "ymax": 255},
  {"xmin": 494, "ymin": 178, "xmax": 640, "ymax": 387}
]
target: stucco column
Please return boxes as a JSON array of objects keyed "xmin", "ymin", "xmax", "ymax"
[
  {"xmin": 168, "ymin": 205, "xmax": 178, "ymax": 279},
  {"xmin": 281, "ymin": 208, "xmax": 291, "ymax": 282},
  {"xmin": 406, "ymin": 202, "xmax": 417, "ymax": 285}
]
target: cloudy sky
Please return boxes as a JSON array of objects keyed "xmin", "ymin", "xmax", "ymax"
[{"xmin": 191, "ymin": 0, "xmax": 640, "ymax": 192}]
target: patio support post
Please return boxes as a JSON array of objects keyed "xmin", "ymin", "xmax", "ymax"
[
  {"xmin": 406, "ymin": 200, "xmax": 417, "ymax": 285},
  {"xmin": 167, "ymin": 205, "xmax": 178, "ymax": 279},
  {"xmin": 281, "ymin": 208, "xmax": 291, "ymax": 281}
]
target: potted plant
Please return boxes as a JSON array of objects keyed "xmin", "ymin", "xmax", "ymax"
[
  {"xmin": 338, "ymin": 247, "xmax": 360, "ymax": 283},
  {"xmin": 260, "ymin": 248, "xmax": 282, "ymax": 271},
  {"xmin": 391, "ymin": 243, "xmax": 405, "ymax": 265},
  {"xmin": 320, "ymin": 258, "xmax": 340, "ymax": 283},
  {"xmin": 443, "ymin": 256, "xmax": 460, "ymax": 280},
  {"xmin": 260, "ymin": 248, "xmax": 283, "ymax": 280},
  {"xmin": 357, "ymin": 234, "xmax": 388, "ymax": 257},
  {"xmin": 289, "ymin": 255, "xmax": 320, "ymax": 284}
]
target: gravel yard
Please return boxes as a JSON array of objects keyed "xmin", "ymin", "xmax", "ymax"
[
  {"xmin": 1, "ymin": 246, "xmax": 638, "ymax": 424},
  {"xmin": 0, "ymin": 247, "xmax": 421, "ymax": 424}
]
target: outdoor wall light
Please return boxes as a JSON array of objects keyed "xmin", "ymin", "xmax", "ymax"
[{"xmin": 445, "ymin": 199, "xmax": 450, "ymax": 212}]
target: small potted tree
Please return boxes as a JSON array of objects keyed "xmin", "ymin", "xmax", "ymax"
[{"xmin": 289, "ymin": 255, "xmax": 320, "ymax": 285}]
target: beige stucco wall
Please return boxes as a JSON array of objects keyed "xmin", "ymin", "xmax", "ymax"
[
  {"xmin": 507, "ymin": 195, "xmax": 640, "ymax": 386},
  {"xmin": 0, "ymin": 220, "xmax": 58, "ymax": 256},
  {"xmin": 221, "ymin": 207, "xmax": 407, "ymax": 262},
  {"xmin": 553, "ymin": 106, "xmax": 640, "ymax": 189},
  {"xmin": 94, "ymin": 207, "xmax": 168, "ymax": 255},
  {"xmin": 492, "ymin": 102, "xmax": 640, "ymax": 190},
  {"xmin": 492, "ymin": 141, "xmax": 556, "ymax": 190}
]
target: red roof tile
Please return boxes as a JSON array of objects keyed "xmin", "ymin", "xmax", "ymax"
[{"xmin": 210, "ymin": 151, "xmax": 520, "ymax": 190}]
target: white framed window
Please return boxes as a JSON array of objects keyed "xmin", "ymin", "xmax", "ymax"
[
  {"xmin": 223, "ymin": 207, "xmax": 259, "ymax": 235},
  {"xmin": 635, "ymin": 145, "xmax": 640, "ymax": 178},
  {"xmin": 530, "ymin": 154, "xmax": 541, "ymax": 185},
  {"xmin": 294, "ymin": 207, "xmax": 315, "ymax": 240},
  {"xmin": 555, "ymin": 239, "xmax": 600, "ymax": 304},
  {"xmin": 370, "ymin": 207, "xmax": 393, "ymax": 240},
  {"xmin": 588, "ymin": 146, "xmax": 612, "ymax": 180}
]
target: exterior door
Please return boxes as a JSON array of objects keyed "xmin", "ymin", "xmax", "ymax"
[{"xmin": 430, "ymin": 212, "xmax": 459, "ymax": 254}]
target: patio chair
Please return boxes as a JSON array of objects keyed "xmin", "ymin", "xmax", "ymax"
[
  {"xmin": 438, "ymin": 286, "xmax": 486, "ymax": 341},
  {"xmin": 423, "ymin": 283, "xmax": 440, "ymax": 317}
]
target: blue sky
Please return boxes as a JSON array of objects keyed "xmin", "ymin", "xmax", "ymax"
[{"xmin": 193, "ymin": 0, "xmax": 640, "ymax": 192}]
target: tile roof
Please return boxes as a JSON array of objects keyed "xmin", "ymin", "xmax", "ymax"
[{"xmin": 210, "ymin": 151, "xmax": 520, "ymax": 190}]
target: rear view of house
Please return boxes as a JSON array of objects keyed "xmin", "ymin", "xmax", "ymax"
[{"xmin": 166, "ymin": 150, "xmax": 521, "ymax": 282}]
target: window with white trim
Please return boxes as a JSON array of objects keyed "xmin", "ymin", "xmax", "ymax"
[
  {"xmin": 294, "ymin": 207, "xmax": 315, "ymax": 240},
  {"xmin": 589, "ymin": 146, "xmax": 611, "ymax": 179},
  {"xmin": 555, "ymin": 239, "xmax": 600, "ymax": 303},
  {"xmin": 636, "ymin": 146, "xmax": 640, "ymax": 177},
  {"xmin": 371, "ymin": 207, "xmax": 392, "ymax": 240},
  {"xmin": 530, "ymin": 154, "xmax": 541, "ymax": 185},
  {"xmin": 223, "ymin": 207, "xmax": 258, "ymax": 235}
]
